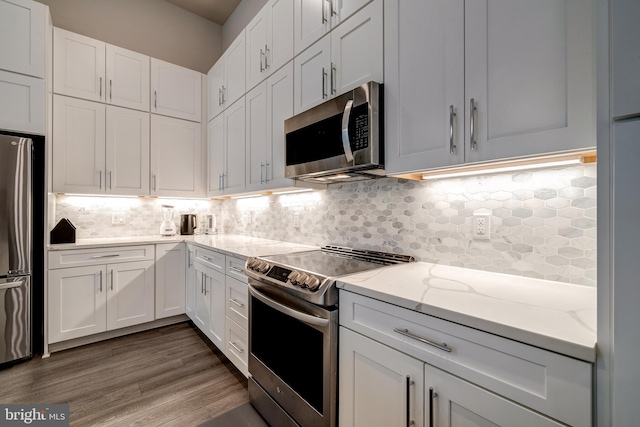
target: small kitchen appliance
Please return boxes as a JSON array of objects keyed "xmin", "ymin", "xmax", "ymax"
[
  {"xmin": 180, "ymin": 214, "xmax": 198, "ymax": 235},
  {"xmin": 204, "ymin": 214, "xmax": 217, "ymax": 234},
  {"xmin": 159, "ymin": 205, "xmax": 177, "ymax": 236}
]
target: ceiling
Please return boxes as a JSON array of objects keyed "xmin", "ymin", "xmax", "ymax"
[{"xmin": 165, "ymin": 0, "xmax": 242, "ymax": 25}]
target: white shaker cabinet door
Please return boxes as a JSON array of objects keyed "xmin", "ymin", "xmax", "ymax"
[
  {"xmin": 151, "ymin": 58, "xmax": 202, "ymax": 122},
  {"xmin": 207, "ymin": 269, "xmax": 226, "ymax": 351},
  {"xmin": 0, "ymin": 0, "xmax": 45, "ymax": 78},
  {"xmin": 208, "ymin": 59, "xmax": 225, "ymax": 121},
  {"xmin": 224, "ymin": 31, "xmax": 247, "ymax": 109},
  {"xmin": 106, "ymin": 260, "xmax": 155, "ymax": 331},
  {"xmin": 464, "ymin": 0, "xmax": 595, "ymax": 163},
  {"xmin": 207, "ymin": 113, "xmax": 225, "ymax": 197},
  {"xmin": 223, "ymin": 97, "xmax": 246, "ymax": 195},
  {"xmin": 0, "ymin": 70, "xmax": 44, "ymax": 134},
  {"xmin": 105, "ymin": 44, "xmax": 150, "ymax": 111},
  {"xmin": 267, "ymin": 0, "xmax": 294, "ymax": 74},
  {"xmin": 48, "ymin": 265, "xmax": 107, "ymax": 343},
  {"xmin": 185, "ymin": 245, "xmax": 197, "ymax": 321},
  {"xmin": 53, "ymin": 28, "xmax": 105, "ymax": 102},
  {"xmin": 339, "ymin": 327, "xmax": 425, "ymax": 427},
  {"xmin": 266, "ymin": 61, "xmax": 295, "ymax": 188},
  {"xmin": 330, "ymin": 0, "xmax": 382, "ymax": 96},
  {"xmin": 105, "ymin": 106, "xmax": 149, "ymax": 196},
  {"xmin": 294, "ymin": 34, "xmax": 331, "ymax": 114},
  {"xmin": 194, "ymin": 262, "xmax": 211, "ymax": 333},
  {"xmin": 246, "ymin": 7, "xmax": 268, "ymax": 92},
  {"xmin": 384, "ymin": 0, "xmax": 465, "ymax": 175},
  {"xmin": 52, "ymin": 95, "xmax": 106, "ymax": 194},
  {"xmin": 245, "ymin": 81, "xmax": 268, "ymax": 192},
  {"xmin": 426, "ymin": 364, "xmax": 564, "ymax": 427},
  {"xmin": 155, "ymin": 243, "xmax": 186, "ymax": 319},
  {"xmin": 294, "ymin": 0, "xmax": 330, "ymax": 55},
  {"xmin": 611, "ymin": 0, "xmax": 640, "ymax": 118},
  {"xmin": 150, "ymin": 115, "xmax": 202, "ymax": 198}
]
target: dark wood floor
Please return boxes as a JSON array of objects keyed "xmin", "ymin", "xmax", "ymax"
[{"xmin": 0, "ymin": 322, "xmax": 249, "ymax": 426}]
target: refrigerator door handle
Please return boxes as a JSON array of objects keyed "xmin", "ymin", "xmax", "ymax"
[{"xmin": 0, "ymin": 278, "xmax": 26, "ymax": 290}]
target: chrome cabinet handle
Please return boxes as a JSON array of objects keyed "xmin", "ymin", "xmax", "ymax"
[
  {"xmin": 98, "ymin": 270, "xmax": 103, "ymax": 292},
  {"xmin": 200, "ymin": 272, "xmax": 204, "ymax": 294},
  {"xmin": 260, "ymin": 48, "xmax": 265, "ymax": 72},
  {"xmin": 218, "ymin": 88, "xmax": 222, "ymax": 106},
  {"xmin": 322, "ymin": 68, "xmax": 327, "ymax": 99},
  {"xmin": 229, "ymin": 298, "xmax": 244, "ymax": 308},
  {"xmin": 152, "ymin": 174, "xmax": 157, "ymax": 192},
  {"xmin": 406, "ymin": 376, "xmax": 415, "ymax": 427},
  {"xmin": 99, "ymin": 170, "xmax": 102, "ymax": 189},
  {"xmin": 265, "ymin": 162, "xmax": 269, "ymax": 183},
  {"xmin": 154, "ymin": 90, "xmax": 157, "ymax": 110},
  {"xmin": 221, "ymin": 173, "xmax": 225, "ymax": 190},
  {"xmin": 260, "ymin": 162, "xmax": 264, "ymax": 184},
  {"xmin": 331, "ymin": 0, "xmax": 337, "ymax": 16},
  {"xmin": 469, "ymin": 98, "xmax": 477, "ymax": 150},
  {"xmin": 429, "ymin": 387, "xmax": 438, "ymax": 427},
  {"xmin": 108, "ymin": 170, "xmax": 112, "ymax": 190},
  {"xmin": 449, "ymin": 105, "xmax": 456, "ymax": 154},
  {"xmin": 99, "ymin": 77, "xmax": 102, "ymax": 99},
  {"xmin": 264, "ymin": 44, "xmax": 270, "ymax": 69},
  {"xmin": 203, "ymin": 275, "xmax": 208, "ymax": 296},
  {"xmin": 91, "ymin": 254, "xmax": 120, "ymax": 259},
  {"xmin": 110, "ymin": 79, "xmax": 112, "ymax": 101},
  {"xmin": 229, "ymin": 341, "xmax": 244, "ymax": 354},
  {"xmin": 110, "ymin": 269, "xmax": 114, "ymax": 291},
  {"xmin": 229, "ymin": 266, "xmax": 244, "ymax": 274},
  {"xmin": 188, "ymin": 250, "xmax": 193, "ymax": 268},
  {"xmin": 393, "ymin": 327, "xmax": 452, "ymax": 353},
  {"xmin": 341, "ymin": 99, "xmax": 355, "ymax": 162},
  {"xmin": 331, "ymin": 63, "xmax": 336, "ymax": 94},
  {"xmin": 322, "ymin": 0, "xmax": 327, "ymax": 23},
  {"xmin": 218, "ymin": 173, "xmax": 222, "ymax": 191},
  {"xmin": 222, "ymin": 86, "xmax": 226, "ymax": 104}
]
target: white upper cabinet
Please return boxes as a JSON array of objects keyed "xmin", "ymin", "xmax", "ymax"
[
  {"xmin": 385, "ymin": 0, "xmax": 595, "ymax": 175},
  {"xmin": 207, "ymin": 113, "xmax": 225, "ymax": 196},
  {"xmin": 209, "ymin": 31, "xmax": 246, "ymax": 119},
  {"xmin": 105, "ymin": 45, "xmax": 150, "ymax": 111},
  {"xmin": 52, "ymin": 95, "xmax": 106, "ymax": 194},
  {"xmin": 245, "ymin": 81, "xmax": 269, "ymax": 191},
  {"xmin": 294, "ymin": 0, "xmax": 372, "ymax": 55},
  {"xmin": 224, "ymin": 97, "xmax": 247, "ymax": 195},
  {"xmin": 246, "ymin": 7, "xmax": 269, "ymax": 91},
  {"xmin": 294, "ymin": 0, "xmax": 383, "ymax": 114},
  {"xmin": 150, "ymin": 114, "xmax": 202, "ymax": 197},
  {"xmin": 611, "ymin": 0, "xmax": 640, "ymax": 118},
  {"xmin": 0, "ymin": 0, "xmax": 46, "ymax": 78},
  {"xmin": 105, "ymin": 106, "xmax": 150, "ymax": 195},
  {"xmin": 207, "ymin": 60, "xmax": 225, "ymax": 121},
  {"xmin": 0, "ymin": 70, "xmax": 45, "ymax": 134},
  {"xmin": 151, "ymin": 58, "xmax": 202, "ymax": 122},
  {"xmin": 54, "ymin": 28, "xmax": 106, "ymax": 103}
]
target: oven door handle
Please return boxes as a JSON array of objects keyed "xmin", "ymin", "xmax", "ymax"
[
  {"xmin": 249, "ymin": 285, "xmax": 329, "ymax": 327},
  {"xmin": 341, "ymin": 99, "xmax": 355, "ymax": 163}
]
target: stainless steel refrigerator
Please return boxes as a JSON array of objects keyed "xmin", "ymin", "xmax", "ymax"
[{"xmin": 0, "ymin": 134, "xmax": 33, "ymax": 364}]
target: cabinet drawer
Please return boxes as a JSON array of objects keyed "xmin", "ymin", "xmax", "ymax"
[
  {"xmin": 226, "ymin": 276, "xmax": 248, "ymax": 329},
  {"xmin": 226, "ymin": 256, "xmax": 247, "ymax": 283},
  {"xmin": 340, "ymin": 291, "xmax": 592, "ymax": 427},
  {"xmin": 193, "ymin": 247, "xmax": 225, "ymax": 272},
  {"xmin": 48, "ymin": 245, "xmax": 155, "ymax": 269},
  {"xmin": 226, "ymin": 317, "xmax": 248, "ymax": 377}
]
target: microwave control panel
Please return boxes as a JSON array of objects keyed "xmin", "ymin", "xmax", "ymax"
[{"xmin": 351, "ymin": 104, "xmax": 369, "ymax": 150}]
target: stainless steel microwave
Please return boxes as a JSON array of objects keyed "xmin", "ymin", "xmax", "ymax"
[{"xmin": 284, "ymin": 82, "xmax": 383, "ymax": 183}]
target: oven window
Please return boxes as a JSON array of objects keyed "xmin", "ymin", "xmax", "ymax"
[{"xmin": 251, "ymin": 297, "xmax": 324, "ymax": 414}]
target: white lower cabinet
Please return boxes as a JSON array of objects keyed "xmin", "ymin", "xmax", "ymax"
[
  {"xmin": 185, "ymin": 244, "xmax": 197, "ymax": 321},
  {"xmin": 226, "ymin": 317, "xmax": 248, "ymax": 377},
  {"xmin": 193, "ymin": 260, "xmax": 212, "ymax": 332},
  {"xmin": 155, "ymin": 243, "xmax": 186, "ymax": 319},
  {"xmin": 207, "ymin": 267, "xmax": 226, "ymax": 350},
  {"xmin": 48, "ymin": 247, "xmax": 155, "ymax": 344},
  {"xmin": 339, "ymin": 291, "xmax": 593, "ymax": 427}
]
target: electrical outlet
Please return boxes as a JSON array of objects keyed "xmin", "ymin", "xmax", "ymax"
[
  {"xmin": 293, "ymin": 212, "xmax": 300, "ymax": 228},
  {"xmin": 111, "ymin": 213, "xmax": 125, "ymax": 225},
  {"xmin": 473, "ymin": 212, "xmax": 491, "ymax": 240}
]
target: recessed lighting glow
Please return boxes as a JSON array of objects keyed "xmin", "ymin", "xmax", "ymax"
[
  {"xmin": 422, "ymin": 158, "xmax": 583, "ymax": 181},
  {"xmin": 272, "ymin": 188, "xmax": 314, "ymax": 195}
]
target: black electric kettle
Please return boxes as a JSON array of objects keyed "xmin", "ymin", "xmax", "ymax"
[{"xmin": 180, "ymin": 214, "xmax": 198, "ymax": 235}]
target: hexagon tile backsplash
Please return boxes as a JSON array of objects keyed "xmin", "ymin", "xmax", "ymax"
[{"xmin": 55, "ymin": 163, "xmax": 596, "ymax": 286}]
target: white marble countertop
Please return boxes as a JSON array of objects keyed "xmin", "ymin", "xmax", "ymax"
[
  {"xmin": 48, "ymin": 234, "xmax": 318, "ymax": 259},
  {"xmin": 336, "ymin": 262, "xmax": 597, "ymax": 362}
]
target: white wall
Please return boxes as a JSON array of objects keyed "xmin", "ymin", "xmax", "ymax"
[
  {"xmin": 222, "ymin": 0, "xmax": 269, "ymax": 50},
  {"xmin": 37, "ymin": 0, "xmax": 223, "ymax": 73}
]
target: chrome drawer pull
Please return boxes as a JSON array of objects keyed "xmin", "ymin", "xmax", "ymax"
[
  {"xmin": 91, "ymin": 254, "xmax": 120, "ymax": 259},
  {"xmin": 201, "ymin": 255, "xmax": 212, "ymax": 261},
  {"xmin": 394, "ymin": 328, "xmax": 452, "ymax": 353},
  {"xmin": 229, "ymin": 341, "xmax": 244, "ymax": 354},
  {"xmin": 229, "ymin": 266, "xmax": 244, "ymax": 274},
  {"xmin": 229, "ymin": 298, "xmax": 244, "ymax": 308}
]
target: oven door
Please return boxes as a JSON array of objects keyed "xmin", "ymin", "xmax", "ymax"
[{"xmin": 248, "ymin": 280, "xmax": 337, "ymax": 427}]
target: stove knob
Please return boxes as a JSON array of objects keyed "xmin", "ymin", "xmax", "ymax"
[
  {"xmin": 306, "ymin": 276, "xmax": 321, "ymax": 291},
  {"xmin": 296, "ymin": 273, "xmax": 309, "ymax": 287},
  {"xmin": 247, "ymin": 258, "xmax": 258, "ymax": 269},
  {"xmin": 258, "ymin": 262, "xmax": 270, "ymax": 273},
  {"xmin": 288, "ymin": 271, "xmax": 300, "ymax": 283}
]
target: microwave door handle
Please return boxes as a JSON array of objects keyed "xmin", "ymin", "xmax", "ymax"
[{"xmin": 341, "ymin": 99, "xmax": 354, "ymax": 163}]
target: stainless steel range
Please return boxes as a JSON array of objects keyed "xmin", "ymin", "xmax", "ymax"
[{"xmin": 245, "ymin": 246, "xmax": 415, "ymax": 427}]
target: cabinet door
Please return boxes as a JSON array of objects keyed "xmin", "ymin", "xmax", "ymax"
[
  {"xmin": 384, "ymin": 0, "xmax": 464, "ymax": 175},
  {"xmin": 612, "ymin": 0, "xmax": 640, "ymax": 118},
  {"xmin": 226, "ymin": 276, "xmax": 249, "ymax": 330},
  {"xmin": 294, "ymin": 34, "xmax": 331, "ymax": 114},
  {"xmin": 194, "ymin": 262, "xmax": 210, "ymax": 332},
  {"xmin": 245, "ymin": 81, "xmax": 268, "ymax": 191},
  {"xmin": 53, "ymin": 28, "xmax": 105, "ymax": 102},
  {"xmin": 330, "ymin": 0, "xmax": 382, "ymax": 96},
  {"xmin": 331, "ymin": 0, "xmax": 371, "ymax": 27},
  {"xmin": 0, "ymin": 70, "xmax": 44, "ymax": 134},
  {"xmin": 426, "ymin": 364, "xmax": 564, "ymax": 427},
  {"xmin": 207, "ymin": 113, "xmax": 225, "ymax": 197},
  {"xmin": 223, "ymin": 97, "xmax": 246, "ymax": 195},
  {"xmin": 0, "ymin": 0, "xmax": 45, "ymax": 78},
  {"xmin": 267, "ymin": 0, "xmax": 294, "ymax": 74},
  {"xmin": 105, "ymin": 106, "xmax": 150, "ymax": 196},
  {"xmin": 224, "ymin": 30, "xmax": 247, "ymax": 109},
  {"xmin": 246, "ymin": 7, "xmax": 268, "ymax": 92},
  {"xmin": 294, "ymin": 0, "xmax": 330, "ymax": 55},
  {"xmin": 151, "ymin": 58, "xmax": 202, "ymax": 122},
  {"xmin": 226, "ymin": 318, "xmax": 249, "ymax": 377},
  {"xmin": 150, "ymin": 115, "xmax": 202, "ymax": 197},
  {"xmin": 339, "ymin": 327, "xmax": 425, "ymax": 427},
  {"xmin": 208, "ymin": 60, "xmax": 225, "ymax": 121},
  {"xmin": 155, "ymin": 243, "xmax": 186, "ymax": 319},
  {"xmin": 52, "ymin": 95, "xmax": 106, "ymax": 194},
  {"xmin": 106, "ymin": 260, "xmax": 155, "ymax": 330},
  {"xmin": 207, "ymin": 269, "xmax": 226, "ymax": 350},
  {"xmin": 105, "ymin": 44, "xmax": 150, "ymax": 111},
  {"xmin": 464, "ymin": 0, "xmax": 595, "ymax": 164},
  {"xmin": 266, "ymin": 61, "xmax": 295, "ymax": 188},
  {"xmin": 48, "ymin": 265, "xmax": 107, "ymax": 343},
  {"xmin": 185, "ymin": 245, "xmax": 197, "ymax": 321}
]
